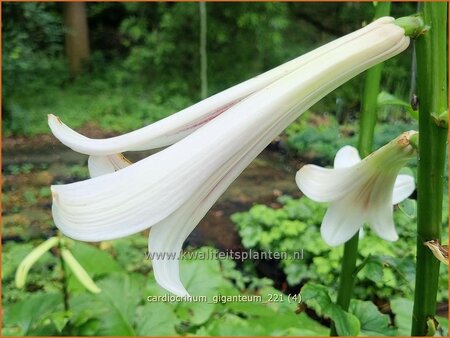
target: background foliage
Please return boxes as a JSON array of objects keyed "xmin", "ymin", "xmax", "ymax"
[{"xmin": 3, "ymin": 2, "xmax": 415, "ymax": 136}]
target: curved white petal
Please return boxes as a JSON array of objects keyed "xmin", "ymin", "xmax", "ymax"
[
  {"xmin": 320, "ymin": 196, "xmax": 365, "ymax": 246},
  {"xmin": 392, "ymin": 174, "xmax": 415, "ymax": 205},
  {"xmin": 47, "ymin": 98, "xmax": 240, "ymax": 155},
  {"xmin": 88, "ymin": 154, "xmax": 131, "ymax": 178},
  {"xmin": 296, "ymin": 165, "xmax": 366, "ymax": 202},
  {"xmin": 334, "ymin": 145, "xmax": 361, "ymax": 169},
  {"xmin": 52, "ymin": 19, "xmax": 409, "ymax": 249},
  {"xmin": 367, "ymin": 174, "xmax": 399, "ymax": 241},
  {"xmin": 51, "ymin": 148, "xmax": 193, "ymax": 241},
  {"xmin": 48, "ymin": 17, "xmax": 405, "ymax": 157},
  {"xmin": 369, "ymin": 206, "xmax": 398, "ymax": 241}
]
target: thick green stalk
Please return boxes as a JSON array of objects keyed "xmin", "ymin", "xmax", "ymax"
[
  {"xmin": 330, "ymin": 3, "xmax": 391, "ymax": 336},
  {"xmin": 411, "ymin": 3, "xmax": 447, "ymax": 336}
]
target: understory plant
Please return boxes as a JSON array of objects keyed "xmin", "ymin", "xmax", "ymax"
[
  {"xmin": 4, "ymin": 240, "xmax": 448, "ymax": 336},
  {"xmin": 232, "ymin": 194, "xmax": 448, "ymax": 301}
]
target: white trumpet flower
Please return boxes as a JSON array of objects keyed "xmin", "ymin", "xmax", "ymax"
[
  {"xmin": 50, "ymin": 17, "xmax": 409, "ymax": 296},
  {"xmin": 296, "ymin": 132, "xmax": 417, "ymax": 247}
]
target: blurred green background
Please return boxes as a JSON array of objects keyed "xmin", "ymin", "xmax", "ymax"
[
  {"xmin": 2, "ymin": 2, "xmax": 448, "ymax": 336},
  {"xmin": 3, "ymin": 2, "xmax": 416, "ymax": 136}
]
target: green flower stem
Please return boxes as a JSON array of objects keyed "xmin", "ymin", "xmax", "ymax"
[
  {"xmin": 334, "ymin": 234, "xmax": 360, "ymax": 308},
  {"xmin": 330, "ymin": 3, "xmax": 391, "ymax": 336},
  {"xmin": 357, "ymin": 2, "xmax": 391, "ymax": 158},
  {"xmin": 58, "ymin": 233, "xmax": 70, "ymax": 312},
  {"xmin": 411, "ymin": 3, "xmax": 447, "ymax": 336}
]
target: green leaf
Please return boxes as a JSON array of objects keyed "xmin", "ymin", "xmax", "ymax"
[
  {"xmin": 67, "ymin": 293, "xmax": 104, "ymax": 335},
  {"xmin": 3, "ymin": 292, "xmax": 62, "ymax": 335},
  {"xmin": 135, "ymin": 303, "xmax": 180, "ymax": 336},
  {"xmin": 176, "ymin": 301, "xmax": 215, "ymax": 326},
  {"xmin": 251, "ymin": 308, "xmax": 329, "ymax": 336},
  {"xmin": 179, "ymin": 248, "xmax": 225, "ymax": 297},
  {"xmin": 173, "ymin": 248, "xmax": 225, "ymax": 325},
  {"xmin": 95, "ymin": 273, "xmax": 144, "ymax": 335},
  {"xmin": 205, "ymin": 313, "xmax": 265, "ymax": 336},
  {"xmin": 349, "ymin": 299, "xmax": 395, "ymax": 336},
  {"xmin": 390, "ymin": 298, "xmax": 413, "ymax": 335},
  {"xmin": 259, "ymin": 286, "xmax": 297, "ymax": 312},
  {"xmin": 69, "ymin": 241, "xmax": 123, "ymax": 277},
  {"xmin": 377, "ymin": 91, "xmax": 418, "ymax": 119},
  {"xmin": 301, "ymin": 283, "xmax": 360, "ymax": 336},
  {"xmin": 363, "ymin": 260, "xmax": 385, "ymax": 284},
  {"xmin": 225, "ymin": 299, "xmax": 276, "ymax": 317},
  {"xmin": 49, "ymin": 310, "xmax": 71, "ymax": 333}
]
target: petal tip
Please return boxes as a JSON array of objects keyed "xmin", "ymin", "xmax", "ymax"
[
  {"xmin": 384, "ymin": 232, "xmax": 399, "ymax": 242},
  {"xmin": 48, "ymin": 114, "xmax": 62, "ymax": 124},
  {"xmin": 51, "ymin": 189, "xmax": 59, "ymax": 202},
  {"xmin": 334, "ymin": 145, "xmax": 361, "ymax": 169},
  {"xmin": 320, "ymin": 227, "xmax": 343, "ymax": 247}
]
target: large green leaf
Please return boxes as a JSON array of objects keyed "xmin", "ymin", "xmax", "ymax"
[
  {"xmin": 390, "ymin": 298, "xmax": 412, "ymax": 335},
  {"xmin": 179, "ymin": 248, "xmax": 225, "ymax": 296},
  {"xmin": 174, "ymin": 248, "xmax": 226, "ymax": 325},
  {"xmin": 135, "ymin": 303, "xmax": 180, "ymax": 336},
  {"xmin": 349, "ymin": 299, "xmax": 395, "ymax": 336},
  {"xmin": 68, "ymin": 293, "xmax": 104, "ymax": 335},
  {"xmin": 69, "ymin": 241, "xmax": 123, "ymax": 277},
  {"xmin": 94, "ymin": 273, "xmax": 144, "ymax": 335},
  {"xmin": 3, "ymin": 292, "xmax": 62, "ymax": 335},
  {"xmin": 301, "ymin": 283, "xmax": 360, "ymax": 336}
]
